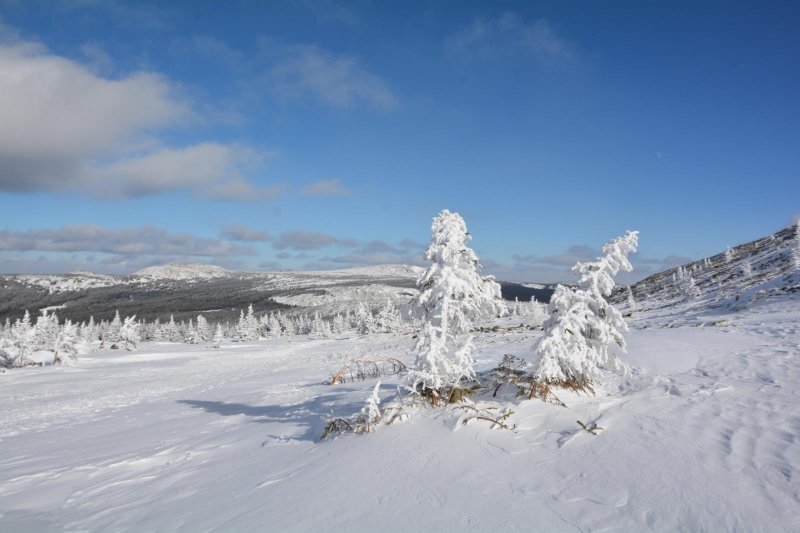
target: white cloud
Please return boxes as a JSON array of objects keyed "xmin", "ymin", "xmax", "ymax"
[
  {"xmin": 269, "ymin": 44, "xmax": 398, "ymax": 109},
  {"xmin": 89, "ymin": 143, "xmax": 282, "ymax": 200},
  {"xmin": 299, "ymin": 178, "xmax": 351, "ymax": 196},
  {"xmin": 445, "ymin": 12, "xmax": 575, "ymax": 64},
  {"xmin": 0, "ymin": 225, "xmax": 255, "ymax": 257},
  {"xmin": 0, "ymin": 35, "xmax": 277, "ymax": 200}
]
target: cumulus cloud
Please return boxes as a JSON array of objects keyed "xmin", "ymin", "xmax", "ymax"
[
  {"xmin": 299, "ymin": 178, "xmax": 352, "ymax": 196},
  {"xmin": 445, "ymin": 12, "xmax": 575, "ymax": 64},
  {"xmin": 219, "ymin": 224, "xmax": 271, "ymax": 242},
  {"xmin": 0, "ymin": 35, "xmax": 277, "ymax": 200},
  {"xmin": 268, "ymin": 44, "xmax": 398, "ymax": 109},
  {"xmin": 0, "ymin": 225, "xmax": 255, "ymax": 257}
]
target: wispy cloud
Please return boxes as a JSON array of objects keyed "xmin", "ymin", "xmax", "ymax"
[
  {"xmin": 268, "ymin": 44, "xmax": 398, "ymax": 109},
  {"xmin": 299, "ymin": 178, "xmax": 352, "ymax": 196},
  {"xmin": 445, "ymin": 12, "xmax": 576, "ymax": 65}
]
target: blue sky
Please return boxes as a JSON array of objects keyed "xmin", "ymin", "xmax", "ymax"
[{"xmin": 0, "ymin": 0, "xmax": 798, "ymax": 282}]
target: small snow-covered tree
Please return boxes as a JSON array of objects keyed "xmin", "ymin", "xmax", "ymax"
[
  {"xmin": 196, "ymin": 315, "xmax": 211, "ymax": 342},
  {"xmin": 119, "ymin": 316, "xmax": 140, "ymax": 351},
  {"xmin": 361, "ymin": 381, "xmax": 382, "ymax": 426},
  {"xmin": 211, "ymin": 323, "xmax": 224, "ymax": 348},
  {"xmin": 532, "ymin": 230, "xmax": 639, "ymax": 389},
  {"xmin": 101, "ymin": 311, "xmax": 123, "ymax": 349},
  {"xmin": 10, "ymin": 313, "xmax": 34, "ymax": 368},
  {"xmin": 354, "ymin": 303, "xmax": 375, "ymax": 335},
  {"xmin": 54, "ymin": 320, "xmax": 78, "ymax": 365},
  {"xmin": 82, "ymin": 316, "xmax": 98, "ymax": 343},
  {"xmin": 34, "ymin": 310, "xmax": 59, "ymax": 351},
  {"xmin": 684, "ymin": 276, "xmax": 701, "ymax": 300},
  {"xmin": 238, "ymin": 305, "xmax": 259, "ymax": 340},
  {"xmin": 408, "ymin": 210, "xmax": 505, "ymax": 394}
]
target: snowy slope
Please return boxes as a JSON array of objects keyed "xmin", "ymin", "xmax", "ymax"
[
  {"xmin": 615, "ymin": 222, "xmax": 800, "ymax": 314},
  {"xmin": 1, "ymin": 296, "xmax": 799, "ymax": 531}
]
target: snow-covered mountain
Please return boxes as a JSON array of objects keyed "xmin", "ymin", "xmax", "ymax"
[{"xmin": 614, "ymin": 222, "xmax": 800, "ymax": 312}]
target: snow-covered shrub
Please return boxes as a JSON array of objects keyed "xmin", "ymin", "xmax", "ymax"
[
  {"xmin": 531, "ymin": 230, "xmax": 639, "ymax": 391},
  {"xmin": 408, "ymin": 209, "xmax": 505, "ymax": 396}
]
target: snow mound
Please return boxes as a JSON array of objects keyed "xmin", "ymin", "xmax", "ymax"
[{"xmin": 133, "ymin": 263, "xmax": 231, "ymax": 280}]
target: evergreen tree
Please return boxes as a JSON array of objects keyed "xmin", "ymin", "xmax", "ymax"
[
  {"xmin": 211, "ymin": 323, "xmax": 224, "ymax": 348},
  {"xmin": 101, "ymin": 311, "xmax": 123, "ymax": 349},
  {"xmin": 54, "ymin": 320, "xmax": 78, "ymax": 365},
  {"xmin": 532, "ymin": 231, "xmax": 639, "ymax": 388},
  {"xmin": 119, "ymin": 316, "xmax": 141, "ymax": 351},
  {"xmin": 408, "ymin": 210, "xmax": 505, "ymax": 394}
]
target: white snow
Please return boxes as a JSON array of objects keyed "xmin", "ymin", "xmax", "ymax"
[
  {"xmin": 1, "ymin": 293, "xmax": 798, "ymax": 531},
  {"xmin": 133, "ymin": 263, "xmax": 231, "ymax": 280}
]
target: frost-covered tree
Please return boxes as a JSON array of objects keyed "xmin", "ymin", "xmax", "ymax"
[
  {"xmin": 684, "ymin": 275, "xmax": 701, "ymax": 300},
  {"xmin": 9, "ymin": 313, "xmax": 34, "ymax": 368},
  {"xmin": 408, "ymin": 210, "xmax": 505, "ymax": 394},
  {"xmin": 82, "ymin": 316, "xmax": 98, "ymax": 343},
  {"xmin": 361, "ymin": 381, "xmax": 382, "ymax": 425},
  {"xmin": 238, "ymin": 305, "xmax": 259, "ymax": 340},
  {"xmin": 375, "ymin": 300, "xmax": 401, "ymax": 333},
  {"xmin": 54, "ymin": 320, "xmax": 78, "ymax": 365},
  {"xmin": 119, "ymin": 316, "xmax": 140, "ymax": 351},
  {"xmin": 532, "ymin": 230, "xmax": 639, "ymax": 389},
  {"xmin": 101, "ymin": 311, "xmax": 123, "ymax": 349},
  {"xmin": 211, "ymin": 323, "xmax": 224, "ymax": 348},
  {"xmin": 34, "ymin": 310, "xmax": 59, "ymax": 351},
  {"xmin": 196, "ymin": 315, "xmax": 211, "ymax": 342},
  {"xmin": 354, "ymin": 303, "xmax": 375, "ymax": 335},
  {"xmin": 163, "ymin": 315, "xmax": 182, "ymax": 343}
]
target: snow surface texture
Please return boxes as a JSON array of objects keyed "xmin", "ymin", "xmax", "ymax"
[{"xmin": 1, "ymin": 296, "xmax": 798, "ymax": 531}]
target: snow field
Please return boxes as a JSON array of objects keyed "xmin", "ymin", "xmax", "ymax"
[{"xmin": 1, "ymin": 301, "xmax": 799, "ymax": 531}]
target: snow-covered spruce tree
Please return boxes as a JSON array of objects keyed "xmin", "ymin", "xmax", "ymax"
[
  {"xmin": 101, "ymin": 311, "xmax": 123, "ymax": 349},
  {"xmin": 211, "ymin": 323, "xmax": 224, "ymax": 348},
  {"xmin": 53, "ymin": 320, "xmax": 78, "ymax": 366},
  {"xmin": 532, "ymin": 231, "xmax": 639, "ymax": 392},
  {"xmin": 408, "ymin": 210, "xmax": 505, "ymax": 397}
]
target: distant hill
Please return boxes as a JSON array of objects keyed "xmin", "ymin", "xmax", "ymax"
[{"xmin": 0, "ymin": 263, "xmax": 549, "ymax": 324}]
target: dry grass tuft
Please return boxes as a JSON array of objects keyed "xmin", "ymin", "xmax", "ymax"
[{"xmin": 328, "ymin": 356, "xmax": 407, "ymax": 385}]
